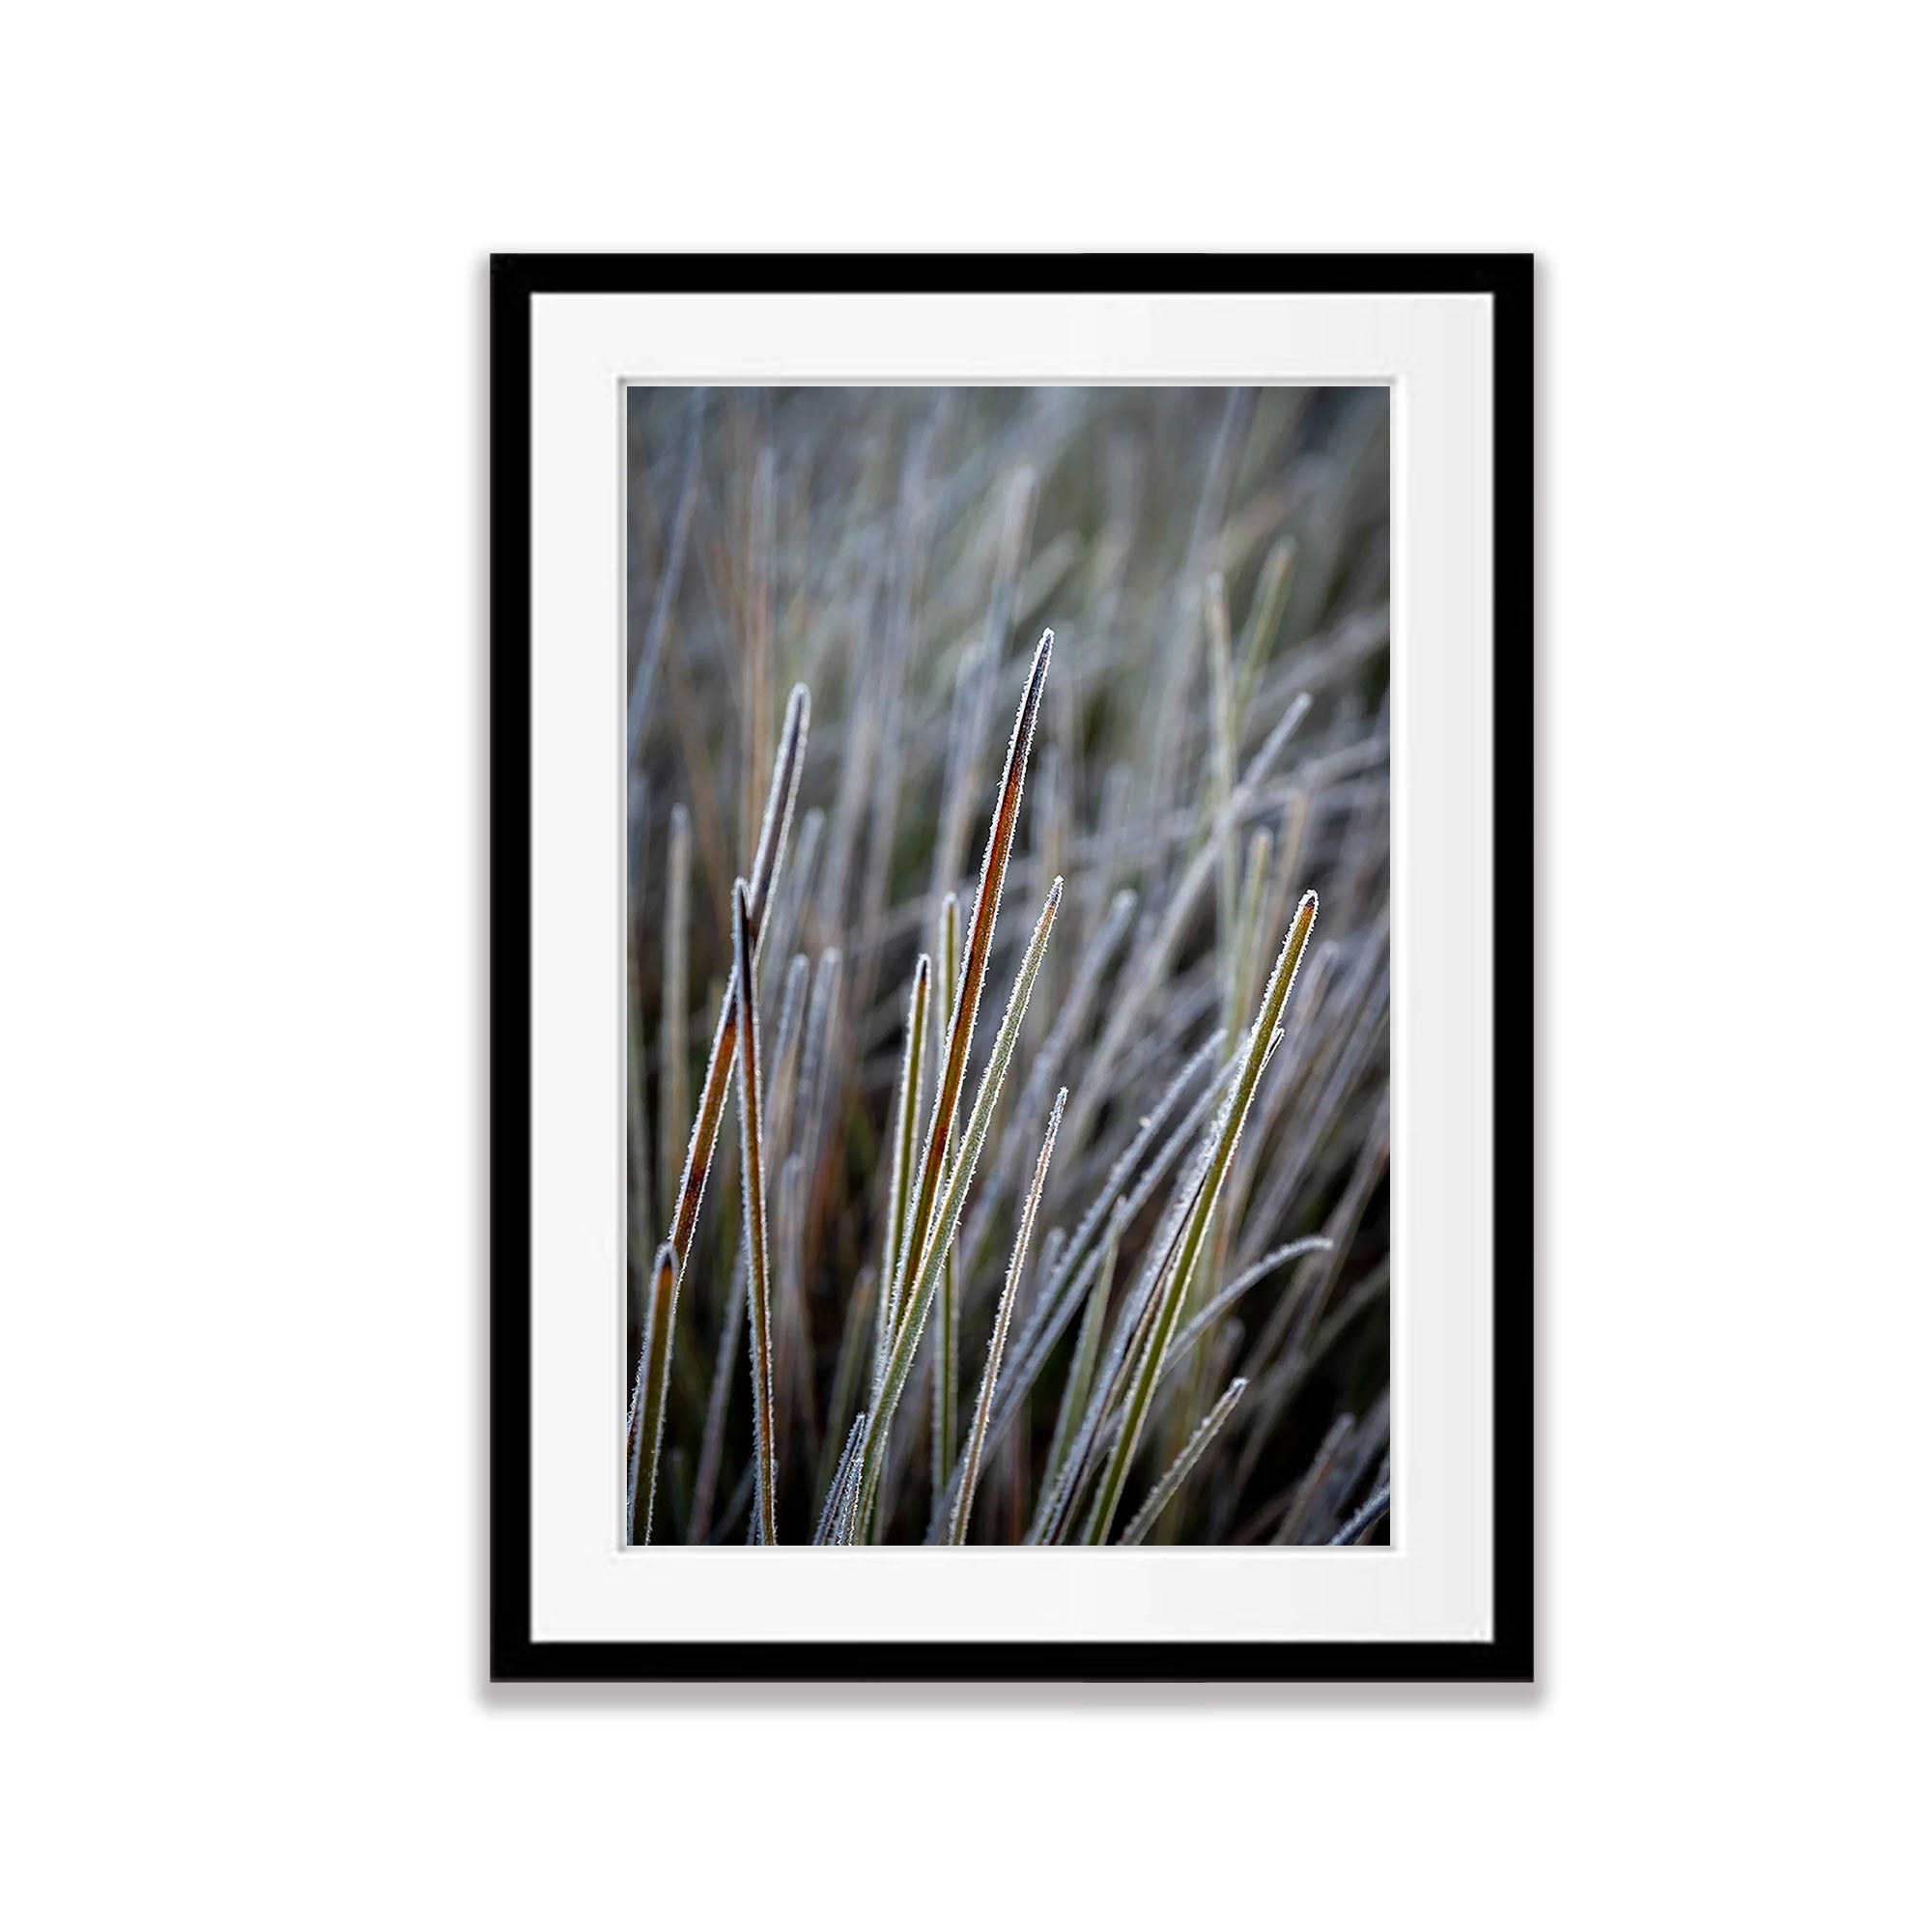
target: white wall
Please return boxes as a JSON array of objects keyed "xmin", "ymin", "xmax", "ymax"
[{"xmin": 2, "ymin": 6, "xmax": 1924, "ymax": 1925}]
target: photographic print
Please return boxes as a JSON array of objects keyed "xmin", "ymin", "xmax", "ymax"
[
  {"xmin": 623, "ymin": 384, "xmax": 1392, "ymax": 1549},
  {"xmin": 493, "ymin": 258, "xmax": 1529, "ymax": 1679}
]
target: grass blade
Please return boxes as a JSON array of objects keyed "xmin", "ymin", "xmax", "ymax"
[
  {"xmin": 682, "ymin": 957, "xmax": 811, "ymax": 1529},
  {"xmin": 795, "ymin": 948, "xmax": 844, "ymax": 1176},
  {"xmin": 814, "ymin": 1409, "xmax": 867, "ymax": 1546},
  {"xmin": 956, "ymin": 884, "xmax": 1136, "ymax": 1282},
  {"xmin": 657, "ymin": 805, "xmax": 693, "ymax": 1231},
  {"xmin": 1331, "ymin": 1482, "xmax": 1392, "ymax": 1547},
  {"xmin": 1038, "ymin": 1151, "xmax": 1212, "ymax": 1546},
  {"xmin": 1144, "ymin": 387, "xmax": 1255, "ymax": 823},
  {"xmin": 1160, "ymin": 1236, "xmax": 1333, "ymax": 1390},
  {"xmin": 1268, "ymin": 1410, "xmax": 1356, "ymax": 1546},
  {"xmin": 740, "ymin": 443, "xmax": 776, "ymax": 866},
  {"xmin": 949, "ymin": 1088, "xmax": 1065, "ymax": 1544},
  {"xmin": 1038, "ymin": 1218, "xmax": 1120, "ymax": 1511},
  {"xmin": 874, "ymin": 955, "xmax": 931, "ymax": 1394},
  {"xmin": 1204, "ymin": 573, "xmax": 1240, "ymax": 1033},
  {"xmin": 759, "ymin": 954, "xmax": 812, "ymax": 1165},
  {"xmin": 667, "ymin": 685, "xmax": 809, "ymax": 1272},
  {"xmin": 930, "ymin": 892, "xmax": 961, "ymax": 1520},
  {"xmin": 1082, "ymin": 889, "xmax": 1320, "ymax": 1545},
  {"xmin": 761, "ymin": 806, "xmax": 822, "ymax": 1002},
  {"xmin": 1117, "ymin": 1377, "xmax": 1250, "ymax": 1547},
  {"xmin": 832, "ymin": 1412, "xmax": 870, "ymax": 1546},
  {"xmin": 774, "ymin": 1151, "xmax": 813, "ymax": 1461},
  {"xmin": 1229, "ymin": 825, "xmax": 1270, "ymax": 1066},
  {"xmin": 814, "ymin": 1264, "xmax": 878, "ymax": 1508},
  {"xmin": 1083, "ymin": 1236, "xmax": 1336, "ymax": 1523},
  {"xmin": 894, "ymin": 629, "xmax": 1052, "ymax": 1311},
  {"xmin": 687, "ymin": 1247, "xmax": 744, "ymax": 1545},
  {"xmin": 730, "ymin": 878, "xmax": 779, "ymax": 1545},
  {"xmin": 625, "ymin": 1241, "xmax": 681, "ymax": 1543},
  {"xmin": 1234, "ymin": 534, "xmax": 1296, "ymax": 724},
  {"xmin": 624, "ymin": 940, "xmax": 655, "ymax": 1451},
  {"xmin": 1060, "ymin": 688, "xmax": 1311, "ymax": 1161}
]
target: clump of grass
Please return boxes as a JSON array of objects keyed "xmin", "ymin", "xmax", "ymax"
[{"xmin": 627, "ymin": 386, "xmax": 1391, "ymax": 1545}]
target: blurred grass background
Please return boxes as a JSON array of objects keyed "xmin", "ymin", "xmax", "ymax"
[{"xmin": 626, "ymin": 384, "xmax": 1391, "ymax": 1545}]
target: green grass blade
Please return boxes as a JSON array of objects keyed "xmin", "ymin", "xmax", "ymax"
[
  {"xmin": 1082, "ymin": 889, "xmax": 1320, "ymax": 1545},
  {"xmin": 1230, "ymin": 826, "xmax": 1271, "ymax": 1063},
  {"xmin": 1234, "ymin": 535, "xmax": 1296, "ymax": 724}
]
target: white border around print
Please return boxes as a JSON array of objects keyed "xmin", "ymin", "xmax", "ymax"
[{"xmin": 528, "ymin": 289, "xmax": 1492, "ymax": 1643}]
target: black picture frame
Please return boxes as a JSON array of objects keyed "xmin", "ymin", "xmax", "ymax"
[{"xmin": 490, "ymin": 254, "xmax": 1533, "ymax": 1684}]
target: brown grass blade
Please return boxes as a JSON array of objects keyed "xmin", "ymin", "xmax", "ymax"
[
  {"xmin": 1082, "ymin": 890, "xmax": 1320, "ymax": 1544},
  {"xmin": 667, "ymin": 684, "xmax": 809, "ymax": 1271},
  {"xmin": 730, "ymin": 878, "xmax": 778, "ymax": 1544},
  {"xmin": 894, "ymin": 628, "xmax": 1052, "ymax": 1307},
  {"xmin": 625, "ymin": 1241, "xmax": 680, "ymax": 1544}
]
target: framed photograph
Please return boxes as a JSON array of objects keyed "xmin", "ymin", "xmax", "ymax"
[{"xmin": 491, "ymin": 255, "xmax": 1531, "ymax": 1681}]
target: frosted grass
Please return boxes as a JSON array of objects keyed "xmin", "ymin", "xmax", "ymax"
[{"xmin": 624, "ymin": 387, "xmax": 1391, "ymax": 1548}]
